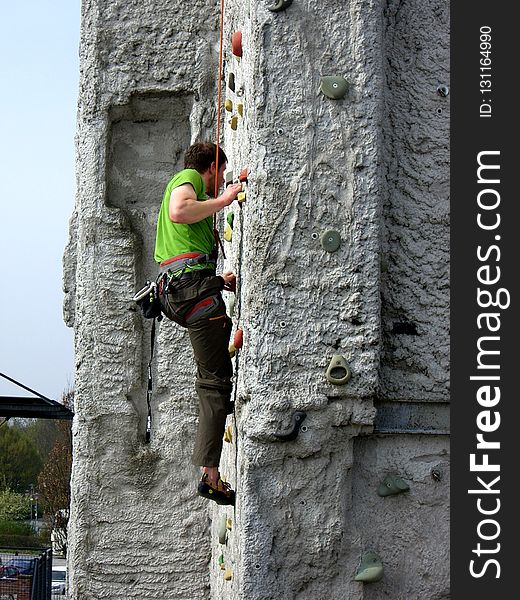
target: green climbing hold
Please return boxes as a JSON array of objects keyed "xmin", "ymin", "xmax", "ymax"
[
  {"xmin": 320, "ymin": 229, "xmax": 341, "ymax": 252},
  {"xmin": 354, "ymin": 552, "xmax": 384, "ymax": 583},
  {"xmin": 218, "ymin": 553, "xmax": 225, "ymax": 565},
  {"xmin": 218, "ymin": 516, "xmax": 228, "ymax": 544},
  {"xmin": 377, "ymin": 474, "xmax": 410, "ymax": 497},
  {"xmin": 227, "ymin": 211, "xmax": 235, "ymax": 227},
  {"xmin": 326, "ymin": 355, "xmax": 351, "ymax": 385},
  {"xmin": 228, "ymin": 72, "xmax": 235, "ymax": 92},
  {"xmin": 320, "ymin": 76, "xmax": 348, "ymax": 100}
]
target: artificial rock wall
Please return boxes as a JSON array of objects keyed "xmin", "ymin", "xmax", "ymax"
[{"xmin": 64, "ymin": 1, "xmax": 449, "ymax": 599}]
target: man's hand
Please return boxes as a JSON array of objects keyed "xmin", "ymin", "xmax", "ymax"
[
  {"xmin": 218, "ymin": 183, "xmax": 242, "ymax": 208},
  {"xmin": 222, "ymin": 271, "xmax": 236, "ymax": 292}
]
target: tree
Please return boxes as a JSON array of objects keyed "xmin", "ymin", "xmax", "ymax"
[
  {"xmin": 37, "ymin": 390, "xmax": 73, "ymax": 556},
  {"xmin": 25, "ymin": 418, "xmax": 62, "ymax": 463},
  {"xmin": 0, "ymin": 488, "xmax": 31, "ymax": 521},
  {"xmin": 0, "ymin": 422, "xmax": 43, "ymax": 492}
]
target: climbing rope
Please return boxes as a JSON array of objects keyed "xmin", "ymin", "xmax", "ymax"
[{"xmin": 214, "ymin": 0, "xmax": 225, "ymax": 200}]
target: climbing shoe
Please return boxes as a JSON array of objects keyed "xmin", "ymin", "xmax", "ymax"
[{"xmin": 197, "ymin": 474, "xmax": 236, "ymax": 506}]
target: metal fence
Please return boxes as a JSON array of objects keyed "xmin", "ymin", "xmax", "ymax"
[{"xmin": 0, "ymin": 548, "xmax": 53, "ymax": 600}]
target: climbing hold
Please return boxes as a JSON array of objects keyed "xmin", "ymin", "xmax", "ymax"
[
  {"xmin": 320, "ymin": 75, "xmax": 348, "ymax": 100},
  {"xmin": 326, "ymin": 355, "xmax": 352, "ymax": 385},
  {"xmin": 218, "ymin": 554, "xmax": 225, "ymax": 569},
  {"xmin": 226, "ymin": 518, "xmax": 232, "ymax": 530},
  {"xmin": 274, "ymin": 410, "xmax": 307, "ymax": 441},
  {"xmin": 237, "ymin": 191, "xmax": 246, "ymax": 203},
  {"xmin": 354, "ymin": 552, "xmax": 384, "ymax": 583},
  {"xmin": 234, "ymin": 328, "xmax": 243, "ymax": 349},
  {"xmin": 224, "ymin": 425, "xmax": 233, "ymax": 444},
  {"xmin": 320, "ymin": 229, "xmax": 341, "ymax": 252},
  {"xmin": 230, "ymin": 115, "xmax": 238, "ymax": 130},
  {"xmin": 437, "ymin": 84, "xmax": 449, "ymax": 97},
  {"xmin": 218, "ymin": 516, "xmax": 228, "ymax": 544},
  {"xmin": 225, "ymin": 99, "xmax": 233, "ymax": 112},
  {"xmin": 229, "ymin": 344, "xmax": 236, "ymax": 358},
  {"xmin": 224, "ymin": 568, "xmax": 233, "ymax": 581},
  {"xmin": 224, "ymin": 223, "xmax": 233, "ymax": 242},
  {"xmin": 228, "ymin": 72, "xmax": 235, "ymax": 92},
  {"xmin": 239, "ymin": 167, "xmax": 249, "ymax": 183},
  {"xmin": 377, "ymin": 474, "xmax": 410, "ymax": 497},
  {"xmin": 237, "ymin": 103, "xmax": 244, "ymax": 117},
  {"xmin": 227, "ymin": 211, "xmax": 235, "ymax": 228},
  {"xmin": 268, "ymin": 0, "xmax": 293, "ymax": 12},
  {"xmin": 232, "ymin": 32, "xmax": 242, "ymax": 58},
  {"xmin": 431, "ymin": 468, "xmax": 442, "ymax": 482}
]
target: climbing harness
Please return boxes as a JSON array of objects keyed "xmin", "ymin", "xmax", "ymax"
[{"xmin": 159, "ymin": 252, "xmax": 215, "ymax": 276}]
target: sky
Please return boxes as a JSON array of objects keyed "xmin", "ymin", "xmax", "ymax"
[{"xmin": 0, "ymin": 1, "xmax": 80, "ymax": 401}]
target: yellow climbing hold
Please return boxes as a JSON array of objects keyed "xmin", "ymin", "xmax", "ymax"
[
  {"xmin": 237, "ymin": 103, "xmax": 244, "ymax": 117},
  {"xmin": 230, "ymin": 115, "xmax": 238, "ymax": 130},
  {"xmin": 224, "ymin": 568, "xmax": 233, "ymax": 581},
  {"xmin": 224, "ymin": 425, "xmax": 233, "ymax": 444},
  {"xmin": 226, "ymin": 518, "xmax": 232, "ymax": 531},
  {"xmin": 225, "ymin": 99, "xmax": 233, "ymax": 112},
  {"xmin": 224, "ymin": 223, "xmax": 233, "ymax": 242},
  {"xmin": 237, "ymin": 192, "xmax": 246, "ymax": 203},
  {"xmin": 229, "ymin": 344, "xmax": 236, "ymax": 358}
]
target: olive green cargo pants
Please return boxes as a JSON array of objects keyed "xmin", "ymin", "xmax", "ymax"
[{"xmin": 159, "ymin": 274, "xmax": 233, "ymax": 467}]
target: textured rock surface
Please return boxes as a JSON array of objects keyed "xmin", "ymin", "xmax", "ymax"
[{"xmin": 65, "ymin": 0, "xmax": 449, "ymax": 599}]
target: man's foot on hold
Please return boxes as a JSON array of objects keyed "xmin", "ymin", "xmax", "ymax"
[{"xmin": 197, "ymin": 473, "xmax": 236, "ymax": 506}]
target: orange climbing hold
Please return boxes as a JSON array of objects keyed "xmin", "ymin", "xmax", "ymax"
[
  {"xmin": 239, "ymin": 167, "xmax": 249, "ymax": 183},
  {"xmin": 234, "ymin": 329, "xmax": 243, "ymax": 349},
  {"xmin": 232, "ymin": 31, "xmax": 243, "ymax": 57}
]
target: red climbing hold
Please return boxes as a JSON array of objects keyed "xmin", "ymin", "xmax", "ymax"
[
  {"xmin": 239, "ymin": 167, "xmax": 249, "ymax": 183},
  {"xmin": 232, "ymin": 32, "xmax": 243, "ymax": 58},
  {"xmin": 234, "ymin": 329, "xmax": 243, "ymax": 349}
]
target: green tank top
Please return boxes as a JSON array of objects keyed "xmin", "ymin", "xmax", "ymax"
[{"xmin": 154, "ymin": 169, "xmax": 215, "ymax": 267}]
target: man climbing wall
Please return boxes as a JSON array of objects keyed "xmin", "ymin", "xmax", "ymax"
[{"xmin": 154, "ymin": 142, "xmax": 242, "ymax": 505}]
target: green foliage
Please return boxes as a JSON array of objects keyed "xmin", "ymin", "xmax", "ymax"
[
  {"xmin": 0, "ymin": 519, "xmax": 38, "ymax": 549},
  {"xmin": 0, "ymin": 422, "xmax": 43, "ymax": 492},
  {"xmin": 0, "ymin": 519, "xmax": 33, "ymax": 536},
  {"xmin": 0, "ymin": 488, "xmax": 31, "ymax": 521}
]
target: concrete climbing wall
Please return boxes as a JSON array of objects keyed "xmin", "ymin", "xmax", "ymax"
[
  {"xmin": 64, "ymin": 1, "xmax": 223, "ymax": 599},
  {"xmin": 65, "ymin": 0, "xmax": 449, "ymax": 599}
]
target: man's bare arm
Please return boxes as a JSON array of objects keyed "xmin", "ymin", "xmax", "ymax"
[{"xmin": 169, "ymin": 183, "xmax": 242, "ymax": 224}]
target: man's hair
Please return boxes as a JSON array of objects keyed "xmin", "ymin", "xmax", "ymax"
[{"xmin": 184, "ymin": 142, "xmax": 228, "ymax": 172}]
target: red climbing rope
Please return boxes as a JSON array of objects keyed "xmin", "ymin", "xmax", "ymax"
[{"xmin": 214, "ymin": 0, "xmax": 225, "ymax": 200}]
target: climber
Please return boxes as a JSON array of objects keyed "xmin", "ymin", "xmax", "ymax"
[{"xmin": 154, "ymin": 142, "xmax": 242, "ymax": 506}]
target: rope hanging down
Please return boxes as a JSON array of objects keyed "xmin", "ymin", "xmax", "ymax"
[{"xmin": 214, "ymin": 0, "xmax": 225, "ymax": 200}]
